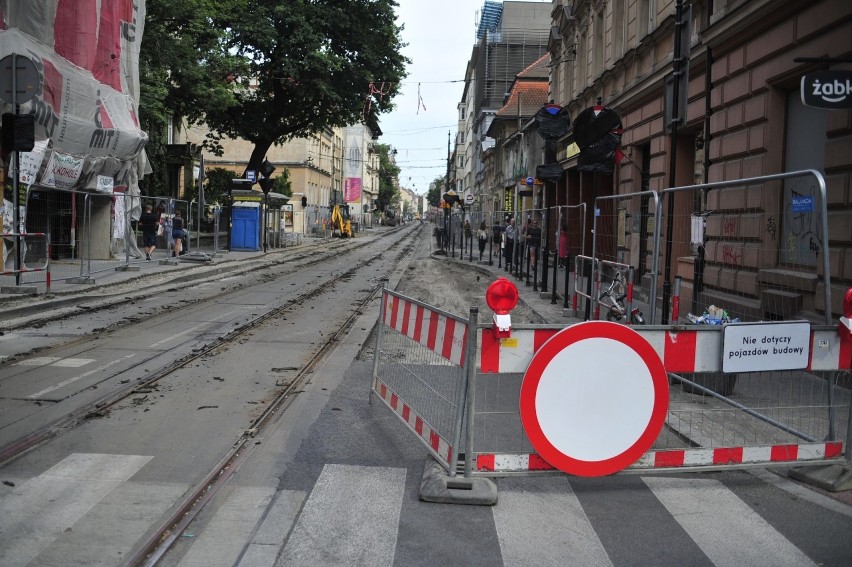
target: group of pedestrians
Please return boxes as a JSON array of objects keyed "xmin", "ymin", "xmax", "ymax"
[
  {"xmin": 138, "ymin": 203, "xmax": 186, "ymax": 261},
  {"xmin": 437, "ymin": 215, "xmax": 570, "ymax": 276}
]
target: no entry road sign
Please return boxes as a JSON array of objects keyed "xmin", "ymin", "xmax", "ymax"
[{"xmin": 519, "ymin": 321, "xmax": 669, "ymax": 476}]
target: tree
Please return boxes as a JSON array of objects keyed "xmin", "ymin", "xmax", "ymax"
[
  {"xmin": 138, "ymin": 0, "xmax": 248, "ymax": 196},
  {"xmin": 272, "ymin": 169, "xmax": 293, "ymax": 198},
  {"xmin": 202, "ymin": 168, "xmax": 238, "ymax": 206},
  {"xmin": 375, "ymin": 144, "xmax": 400, "ymax": 212},
  {"xmin": 427, "ymin": 175, "xmax": 444, "ymax": 208},
  {"xmin": 208, "ymin": 0, "xmax": 409, "ymax": 174}
]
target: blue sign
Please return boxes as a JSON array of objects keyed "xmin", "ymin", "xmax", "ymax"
[
  {"xmin": 246, "ymin": 170, "xmax": 256, "ymax": 183},
  {"xmin": 791, "ymin": 195, "xmax": 814, "ymax": 213},
  {"xmin": 525, "ymin": 177, "xmax": 534, "ymax": 186}
]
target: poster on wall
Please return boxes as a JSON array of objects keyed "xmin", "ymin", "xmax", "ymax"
[{"xmin": 344, "ymin": 177, "xmax": 362, "ymax": 202}]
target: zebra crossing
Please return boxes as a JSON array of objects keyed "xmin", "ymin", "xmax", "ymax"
[{"xmin": 0, "ymin": 454, "xmax": 848, "ymax": 566}]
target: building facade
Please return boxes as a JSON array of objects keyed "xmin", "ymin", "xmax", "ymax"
[{"xmin": 540, "ymin": 0, "xmax": 852, "ymax": 322}]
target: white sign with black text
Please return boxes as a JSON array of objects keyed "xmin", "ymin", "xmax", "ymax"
[{"xmin": 722, "ymin": 321, "xmax": 811, "ymax": 373}]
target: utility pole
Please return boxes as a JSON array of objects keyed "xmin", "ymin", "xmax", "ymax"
[
  {"xmin": 445, "ymin": 130, "xmax": 452, "ymax": 254},
  {"xmin": 661, "ymin": 0, "xmax": 685, "ymax": 324}
]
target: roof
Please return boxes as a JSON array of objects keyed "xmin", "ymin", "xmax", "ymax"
[
  {"xmin": 517, "ymin": 53, "xmax": 551, "ymax": 80},
  {"xmin": 495, "ymin": 82, "xmax": 549, "ymax": 118}
]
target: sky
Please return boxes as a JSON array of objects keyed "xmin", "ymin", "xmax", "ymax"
[{"xmin": 376, "ymin": 0, "xmax": 488, "ymax": 196}]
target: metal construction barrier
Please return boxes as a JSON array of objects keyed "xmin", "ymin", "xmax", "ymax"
[
  {"xmin": 0, "ymin": 232, "xmax": 51, "ymax": 292},
  {"xmin": 656, "ymin": 169, "xmax": 832, "ymax": 325},
  {"xmin": 591, "ymin": 189, "xmax": 662, "ymax": 324},
  {"xmin": 371, "ymin": 288, "xmax": 852, "ymax": 497},
  {"xmin": 473, "ymin": 322, "xmax": 850, "ymax": 475},
  {"xmin": 371, "ymin": 288, "xmax": 475, "ymax": 475}
]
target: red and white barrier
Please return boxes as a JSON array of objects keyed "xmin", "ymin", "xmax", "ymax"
[
  {"xmin": 382, "ymin": 292, "xmax": 468, "ymax": 366},
  {"xmin": 374, "ymin": 381, "xmax": 453, "ymax": 465},
  {"xmin": 479, "ymin": 327, "xmax": 851, "ymax": 374},
  {"xmin": 476, "ymin": 441, "xmax": 844, "ymax": 472}
]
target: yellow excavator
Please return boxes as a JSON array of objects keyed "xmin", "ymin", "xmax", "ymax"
[{"xmin": 330, "ymin": 203, "xmax": 352, "ymax": 238}]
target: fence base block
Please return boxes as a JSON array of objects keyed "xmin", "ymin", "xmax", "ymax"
[
  {"xmin": 66, "ymin": 277, "xmax": 96, "ymax": 285},
  {"xmin": 418, "ymin": 459, "xmax": 497, "ymax": 506},
  {"xmin": 0, "ymin": 285, "xmax": 38, "ymax": 295},
  {"xmin": 789, "ymin": 464, "xmax": 852, "ymax": 492}
]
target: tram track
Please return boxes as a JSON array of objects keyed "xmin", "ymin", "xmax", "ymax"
[
  {"xmin": 0, "ymin": 225, "xmax": 421, "ymax": 469},
  {"xmin": 128, "ymin": 228, "xmax": 422, "ymax": 566},
  {"xmin": 0, "ymin": 226, "xmax": 422, "ymax": 565}
]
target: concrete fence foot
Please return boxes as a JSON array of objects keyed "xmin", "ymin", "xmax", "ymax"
[
  {"xmin": 418, "ymin": 458, "xmax": 497, "ymax": 505},
  {"xmin": 789, "ymin": 464, "xmax": 852, "ymax": 492}
]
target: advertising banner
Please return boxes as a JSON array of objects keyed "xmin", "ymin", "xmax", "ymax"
[
  {"xmin": 0, "ymin": 0, "xmax": 149, "ymax": 192},
  {"xmin": 344, "ymin": 177, "xmax": 362, "ymax": 202}
]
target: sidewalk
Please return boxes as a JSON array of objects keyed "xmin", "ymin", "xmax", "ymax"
[{"xmin": 0, "ymin": 236, "xmax": 319, "ymax": 325}]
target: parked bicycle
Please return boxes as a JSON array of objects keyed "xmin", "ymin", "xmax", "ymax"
[{"xmin": 599, "ymin": 271, "xmax": 646, "ymax": 325}]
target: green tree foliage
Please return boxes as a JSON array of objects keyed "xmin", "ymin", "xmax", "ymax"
[
  {"xmin": 272, "ymin": 169, "xmax": 293, "ymax": 198},
  {"xmin": 427, "ymin": 175, "xmax": 444, "ymax": 208},
  {"xmin": 375, "ymin": 144, "xmax": 400, "ymax": 212},
  {"xmin": 138, "ymin": 0, "xmax": 247, "ymax": 196},
  {"xmin": 207, "ymin": 0, "xmax": 409, "ymax": 174},
  {"xmin": 202, "ymin": 168, "xmax": 238, "ymax": 206}
]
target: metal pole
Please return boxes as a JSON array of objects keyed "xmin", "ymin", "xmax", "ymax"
[
  {"xmin": 661, "ymin": 0, "xmax": 684, "ymax": 324},
  {"xmin": 462, "ymin": 308, "xmax": 479, "ymax": 478},
  {"xmin": 370, "ymin": 283, "xmax": 389, "ymax": 404},
  {"xmin": 11, "ymin": 53, "xmax": 21, "ymax": 286}
]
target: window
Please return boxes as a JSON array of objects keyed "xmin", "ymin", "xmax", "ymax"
[
  {"xmin": 593, "ymin": 7, "xmax": 604, "ymax": 76},
  {"xmin": 613, "ymin": 2, "xmax": 626, "ymax": 60}
]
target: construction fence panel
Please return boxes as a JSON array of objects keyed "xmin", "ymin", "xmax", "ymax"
[
  {"xmin": 592, "ymin": 190, "xmax": 663, "ymax": 324},
  {"xmin": 656, "ymin": 169, "xmax": 832, "ymax": 325},
  {"xmin": 0, "ymin": 232, "xmax": 51, "ymax": 292},
  {"xmin": 471, "ymin": 323, "xmax": 850, "ymax": 476},
  {"xmin": 550, "ymin": 204, "xmax": 586, "ymax": 309},
  {"xmin": 371, "ymin": 289, "xmax": 471, "ymax": 473},
  {"xmin": 21, "ymin": 187, "xmax": 161, "ymax": 287}
]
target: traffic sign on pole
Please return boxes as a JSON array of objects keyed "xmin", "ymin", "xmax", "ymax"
[
  {"xmin": 519, "ymin": 321, "xmax": 669, "ymax": 476},
  {"xmin": 0, "ymin": 54, "xmax": 39, "ymax": 105}
]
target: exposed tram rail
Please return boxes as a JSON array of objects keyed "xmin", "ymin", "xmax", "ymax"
[{"xmin": 0, "ymin": 225, "xmax": 420, "ymax": 468}]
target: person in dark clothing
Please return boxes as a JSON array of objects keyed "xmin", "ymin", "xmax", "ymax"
[
  {"xmin": 526, "ymin": 218, "xmax": 542, "ymax": 272},
  {"xmin": 139, "ymin": 204, "xmax": 159, "ymax": 261},
  {"xmin": 503, "ymin": 217, "xmax": 516, "ymax": 270},
  {"xmin": 477, "ymin": 220, "xmax": 488, "ymax": 261},
  {"xmin": 172, "ymin": 210, "xmax": 185, "ymax": 256}
]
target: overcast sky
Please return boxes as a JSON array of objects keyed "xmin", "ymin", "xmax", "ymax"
[{"xmin": 376, "ymin": 0, "xmax": 487, "ymax": 196}]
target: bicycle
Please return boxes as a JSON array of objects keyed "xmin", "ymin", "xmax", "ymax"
[{"xmin": 598, "ymin": 271, "xmax": 646, "ymax": 325}]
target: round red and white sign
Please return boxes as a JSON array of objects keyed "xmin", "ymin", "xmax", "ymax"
[{"xmin": 519, "ymin": 321, "xmax": 669, "ymax": 476}]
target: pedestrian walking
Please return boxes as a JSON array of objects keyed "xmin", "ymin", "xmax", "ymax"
[
  {"xmin": 558, "ymin": 219, "xmax": 569, "ymax": 269},
  {"xmin": 477, "ymin": 220, "xmax": 488, "ymax": 261},
  {"xmin": 172, "ymin": 210, "xmax": 185, "ymax": 256},
  {"xmin": 139, "ymin": 204, "xmax": 159, "ymax": 261},
  {"xmin": 526, "ymin": 217, "xmax": 542, "ymax": 273},
  {"xmin": 503, "ymin": 217, "xmax": 516, "ymax": 271}
]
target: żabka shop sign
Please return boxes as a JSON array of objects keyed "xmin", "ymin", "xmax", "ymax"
[{"xmin": 801, "ymin": 70, "xmax": 852, "ymax": 110}]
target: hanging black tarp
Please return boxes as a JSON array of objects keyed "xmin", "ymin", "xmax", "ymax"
[
  {"xmin": 573, "ymin": 106, "xmax": 623, "ymax": 175},
  {"xmin": 534, "ymin": 104, "xmax": 572, "ymax": 141},
  {"xmin": 536, "ymin": 163, "xmax": 563, "ymax": 181}
]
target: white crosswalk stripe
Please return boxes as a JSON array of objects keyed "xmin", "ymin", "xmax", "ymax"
[
  {"xmin": 178, "ymin": 486, "xmax": 278, "ymax": 567},
  {"xmin": 0, "ymin": 458, "xmax": 829, "ymax": 566},
  {"xmin": 493, "ymin": 477, "xmax": 613, "ymax": 566},
  {"xmin": 643, "ymin": 476, "xmax": 817, "ymax": 567},
  {"xmin": 0, "ymin": 453, "xmax": 153, "ymax": 567},
  {"xmin": 277, "ymin": 464, "xmax": 406, "ymax": 566}
]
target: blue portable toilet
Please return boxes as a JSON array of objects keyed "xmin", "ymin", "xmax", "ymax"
[{"xmin": 231, "ymin": 203, "xmax": 260, "ymax": 251}]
